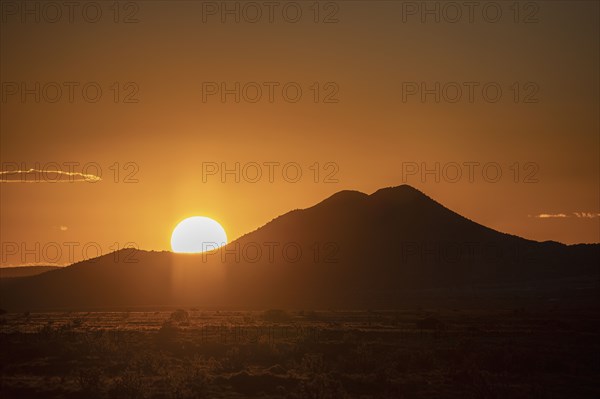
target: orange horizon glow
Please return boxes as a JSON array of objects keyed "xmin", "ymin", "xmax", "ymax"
[{"xmin": 1, "ymin": 2, "xmax": 598, "ymax": 267}]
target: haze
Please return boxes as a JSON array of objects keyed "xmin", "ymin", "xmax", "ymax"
[{"xmin": 1, "ymin": 1, "xmax": 598, "ymax": 266}]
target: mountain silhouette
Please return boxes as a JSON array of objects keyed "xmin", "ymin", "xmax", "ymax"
[
  {"xmin": 1, "ymin": 185, "xmax": 598, "ymax": 311},
  {"xmin": 0, "ymin": 266, "xmax": 61, "ymax": 279}
]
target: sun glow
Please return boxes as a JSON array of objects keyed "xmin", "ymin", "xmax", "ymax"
[{"xmin": 170, "ymin": 216, "xmax": 228, "ymax": 253}]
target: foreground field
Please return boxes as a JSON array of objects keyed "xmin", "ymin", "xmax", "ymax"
[{"xmin": 1, "ymin": 307, "xmax": 599, "ymax": 398}]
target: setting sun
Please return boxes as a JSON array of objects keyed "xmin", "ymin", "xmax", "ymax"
[{"xmin": 170, "ymin": 216, "xmax": 227, "ymax": 253}]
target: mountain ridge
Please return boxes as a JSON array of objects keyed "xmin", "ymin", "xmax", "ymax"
[{"xmin": 1, "ymin": 184, "xmax": 598, "ymax": 311}]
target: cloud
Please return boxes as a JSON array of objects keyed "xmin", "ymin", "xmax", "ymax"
[
  {"xmin": 530, "ymin": 212, "xmax": 600, "ymax": 219},
  {"xmin": 0, "ymin": 262, "xmax": 68, "ymax": 267},
  {"xmin": 573, "ymin": 212, "xmax": 600, "ymax": 219},
  {"xmin": 533, "ymin": 213, "xmax": 568, "ymax": 219},
  {"xmin": 0, "ymin": 169, "xmax": 101, "ymax": 183}
]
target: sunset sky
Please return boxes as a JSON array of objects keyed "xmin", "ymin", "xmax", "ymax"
[{"xmin": 1, "ymin": 1, "xmax": 598, "ymax": 266}]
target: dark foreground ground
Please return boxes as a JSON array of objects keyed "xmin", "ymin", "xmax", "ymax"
[{"xmin": 1, "ymin": 306, "xmax": 599, "ymax": 399}]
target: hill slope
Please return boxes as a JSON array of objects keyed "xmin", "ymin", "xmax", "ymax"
[
  {"xmin": 1, "ymin": 185, "xmax": 598, "ymax": 310},
  {"xmin": 0, "ymin": 266, "xmax": 61, "ymax": 279}
]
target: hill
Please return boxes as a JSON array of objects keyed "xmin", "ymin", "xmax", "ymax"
[{"xmin": 1, "ymin": 185, "xmax": 598, "ymax": 311}]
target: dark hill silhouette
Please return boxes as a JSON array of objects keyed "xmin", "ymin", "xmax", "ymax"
[
  {"xmin": 1, "ymin": 185, "xmax": 598, "ymax": 310},
  {"xmin": 0, "ymin": 266, "xmax": 61, "ymax": 279}
]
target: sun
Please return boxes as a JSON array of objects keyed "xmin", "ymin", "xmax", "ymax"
[{"xmin": 171, "ymin": 216, "xmax": 228, "ymax": 253}]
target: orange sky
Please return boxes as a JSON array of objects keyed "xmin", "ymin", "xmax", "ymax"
[{"xmin": 1, "ymin": 1, "xmax": 599, "ymax": 266}]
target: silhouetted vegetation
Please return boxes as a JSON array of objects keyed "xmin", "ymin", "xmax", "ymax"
[
  {"xmin": 262, "ymin": 309, "xmax": 291, "ymax": 322},
  {"xmin": 1, "ymin": 308, "xmax": 599, "ymax": 398}
]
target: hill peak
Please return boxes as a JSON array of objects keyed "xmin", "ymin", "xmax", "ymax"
[
  {"xmin": 310, "ymin": 185, "xmax": 432, "ymax": 213},
  {"xmin": 371, "ymin": 184, "xmax": 425, "ymax": 196},
  {"xmin": 314, "ymin": 189, "xmax": 369, "ymax": 208},
  {"xmin": 369, "ymin": 184, "xmax": 434, "ymax": 205}
]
